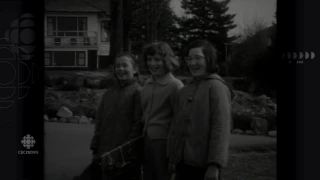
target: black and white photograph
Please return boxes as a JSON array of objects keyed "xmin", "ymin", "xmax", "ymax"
[{"xmin": 43, "ymin": 0, "xmax": 277, "ymax": 180}]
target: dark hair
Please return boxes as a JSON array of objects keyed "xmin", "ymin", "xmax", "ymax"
[
  {"xmin": 142, "ymin": 42, "xmax": 179, "ymax": 72},
  {"xmin": 186, "ymin": 39, "xmax": 219, "ymax": 74},
  {"xmin": 113, "ymin": 52, "xmax": 141, "ymax": 83}
]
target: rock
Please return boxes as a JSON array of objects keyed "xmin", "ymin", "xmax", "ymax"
[
  {"xmin": 57, "ymin": 106, "xmax": 73, "ymax": 118},
  {"xmin": 251, "ymin": 117, "xmax": 269, "ymax": 135},
  {"xmin": 258, "ymin": 95, "xmax": 270, "ymax": 101},
  {"xmin": 60, "ymin": 117, "xmax": 68, "ymax": 123},
  {"xmin": 50, "ymin": 118, "xmax": 58, "ymax": 122},
  {"xmin": 268, "ymin": 103, "xmax": 277, "ymax": 110},
  {"xmin": 89, "ymin": 118, "xmax": 95, "ymax": 124},
  {"xmin": 268, "ymin": 131, "xmax": 277, "ymax": 137},
  {"xmin": 68, "ymin": 116, "xmax": 80, "ymax": 123},
  {"xmin": 232, "ymin": 129, "xmax": 243, "ymax": 134},
  {"xmin": 79, "ymin": 116, "xmax": 90, "ymax": 124},
  {"xmin": 245, "ymin": 130, "xmax": 255, "ymax": 135},
  {"xmin": 44, "ymin": 114, "xmax": 49, "ymax": 122}
]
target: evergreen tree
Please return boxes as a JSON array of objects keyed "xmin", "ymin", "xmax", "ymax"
[
  {"xmin": 128, "ymin": 0, "xmax": 179, "ymax": 55},
  {"xmin": 178, "ymin": 0, "xmax": 238, "ymax": 74}
]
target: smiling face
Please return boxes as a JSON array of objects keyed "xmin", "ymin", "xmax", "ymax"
[
  {"xmin": 146, "ymin": 54, "xmax": 167, "ymax": 77},
  {"xmin": 186, "ymin": 47, "xmax": 209, "ymax": 77},
  {"xmin": 114, "ymin": 56, "xmax": 137, "ymax": 81}
]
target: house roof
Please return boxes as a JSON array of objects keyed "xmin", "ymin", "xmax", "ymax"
[{"xmin": 45, "ymin": 0, "xmax": 110, "ymax": 14}]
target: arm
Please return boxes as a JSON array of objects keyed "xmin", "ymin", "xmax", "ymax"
[
  {"xmin": 127, "ymin": 89, "xmax": 143, "ymax": 140},
  {"xmin": 90, "ymin": 92, "xmax": 106, "ymax": 153},
  {"xmin": 207, "ymin": 81, "xmax": 232, "ymax": 169},
  {"xmin": 167, "ymin": 80, "xmax": 184, "ymax": 140},
  {"xmin": 169, "ymin": 80, "xmax": 184, "ymax": 109}
]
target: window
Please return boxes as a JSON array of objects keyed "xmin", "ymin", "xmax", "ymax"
[
  {"xmin": 45, "ymin": 51, "xmax": 53, "ymax": 66},
  {"xmin": 100, "ymin": 20, "xmax": 110, "ymax": 42},
  {"xmin": 76, "ymin": 52, "xmax": 86, "ymax": 66},
  {"xmin": 44, "ymin": 51, "xmax": 86, "ymax": 67},
  {"xmin": 47, "ymin": 17, "xmax": 56, "ymax": 36},
  {"xmin": 78, "ymin": 18, "xmax": 87, "ymax": 36},
  {"xmin": 47, "ymin": 17, "xmax": 87, "ymax": 36}
]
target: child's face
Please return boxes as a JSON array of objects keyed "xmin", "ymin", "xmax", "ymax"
[
  {"xmin": 146, "ymin": 54, "xmax": 166, "ymax": 77},
  {"xmin": 186, "ymin": 47, "xmax": 209, "ymax": 77},
  {"xmin": 115, "ymin": 56, "xmax": 137, "ymax": 81}
]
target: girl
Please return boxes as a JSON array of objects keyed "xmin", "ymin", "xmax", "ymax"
[
  {"xmin": 167, "ymin": 40, "xmax": 232, "ymax": 180},
  {"xmin": 141, "ymin": 42, "xmax": 184, "ymax": 180},
  {"xmin": 89, "ymin": 52, "xmax": 142, "ymax": 180}
]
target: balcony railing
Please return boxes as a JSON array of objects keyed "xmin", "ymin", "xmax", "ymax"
[{"xmin": 45, "ymin": 31, "xmax": 98, "ymax": 48}]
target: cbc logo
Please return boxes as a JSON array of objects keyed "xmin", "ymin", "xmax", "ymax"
[
  {"xmin": 21, "ymin": 134, "xmax": 36, "ymax": 149},
  {"xmin": 18, "ymin": 134, "xmax": 39, "ymax": 155},
  {"xmin": 0, "ymin": 13, "xmax": 38, "ymax": 109}
]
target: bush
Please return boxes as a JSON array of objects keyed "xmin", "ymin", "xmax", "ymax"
[
  {"xmin": 232, "ymin": 112, "xmax": 253, "ymax": 131},
  {"xmin": 44, "ymin": 74, "xmax": 54, "ymax": 87},
  {"xmin": 84, "ymin": 78, "xmax": 101, "ymax": 89}
]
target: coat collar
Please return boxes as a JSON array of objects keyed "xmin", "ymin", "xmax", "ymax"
[
  {"xmin": 189, "ymin": 73, "xmax": 225, "ymax": 84},
  {"xmin": 145, "ymin": 73, "xmax": 174, "ymax": 86},
  {"xmin": 115, "ymin": 78, "xmax": 138, "ymax": 88}
]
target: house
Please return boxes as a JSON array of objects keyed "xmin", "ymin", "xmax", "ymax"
[{"xmin": 44, "ymin": 0, "xmax": 111, "ymax": 69}]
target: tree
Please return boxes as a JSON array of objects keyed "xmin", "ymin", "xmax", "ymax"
[
  {"xmin": 238, "ymin": 17, "xmax": 268, "ymax": 42},
  {"xmin": 127, "ymin": 0, "xmax": 179, "ymax": 55},
  {"xmin": 178, "ymin": 0, "xmax": 238, "ymax": 75},
  {"xmin": 229, "ymin": 17, "xmax": 270, "ymax": 77},
  {"xmin": 228, "ymin": 22, "xmax": 277, "ymax": 95}
]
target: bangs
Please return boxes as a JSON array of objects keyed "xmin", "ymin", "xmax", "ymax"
[{"xmin": 144, "ymin": 43, "xmax": 167, "ymax": 58}]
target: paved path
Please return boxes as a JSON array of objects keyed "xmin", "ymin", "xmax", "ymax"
[{"xmin": 44, "ymin": 122, "xmax": 276, "ymax": 180}]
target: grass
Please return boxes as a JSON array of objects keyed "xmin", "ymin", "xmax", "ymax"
[{"xmin": 222, "ymin": 148, "xmax": 276, "ymax": 180}]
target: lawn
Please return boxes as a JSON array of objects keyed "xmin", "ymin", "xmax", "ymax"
[
  {"xmin": 45, "ymin": 123, "xmax": 276, "ymax": 180},
  {"xmin": 222, "ymin": 149, "xmax": 276, "ymax": 180}
]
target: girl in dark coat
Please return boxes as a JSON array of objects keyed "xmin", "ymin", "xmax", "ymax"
[{"xmin": 75, "ymin": 52, "xmax": 143, "ymax": 180}]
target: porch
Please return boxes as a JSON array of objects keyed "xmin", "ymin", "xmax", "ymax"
[{"xmin": 45, "ymin": 31, "xmax": 98, "ymax": 48}]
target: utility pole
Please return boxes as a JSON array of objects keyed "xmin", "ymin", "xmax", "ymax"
[
  {"xmin": 117, "ymin": 0, "xmax": 124, "ymax": 53},
  {"xmin": 225, "ymin": 42, "xmax": 228, "ymax": 77}
]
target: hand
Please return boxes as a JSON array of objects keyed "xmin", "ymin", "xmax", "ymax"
[
  {"xmin": 168, "ymin": 163, "xmax": 176, "ymax": 174},
  {"xmin": 204, "ymin": 165, "xmax": 220, "ymax": 180}
]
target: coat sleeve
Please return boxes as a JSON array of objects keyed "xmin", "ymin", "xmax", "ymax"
[
  {"xmin": 207, "ymin": 81, "xmax": 232, "ymax": 168},
  {"xmin": 169, "ymin": 80, "xmax": 184, "ymax": 108},
  {"xmin": 127, "ymin": 89, "xmax": 143, "ymax": 140},
  {"xmin": 90, "ymin": 92, "xmax": 106, "ymax": 152}
]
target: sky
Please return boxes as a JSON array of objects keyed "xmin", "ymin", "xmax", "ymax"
[{"xmin": 170, "ymin": 0, "xmax": 276, "ymax": 36}]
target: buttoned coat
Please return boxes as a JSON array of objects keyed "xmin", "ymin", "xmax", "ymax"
[{"xmin": 167, "ymin": 74, "xmax": 232, "ymax": 168}]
